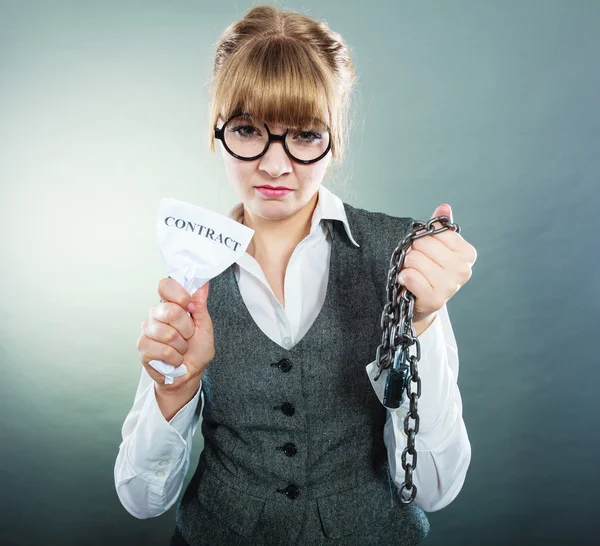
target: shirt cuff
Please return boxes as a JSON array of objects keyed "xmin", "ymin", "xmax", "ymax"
[
  {"xmin": 126, "ymin": 382, "xmax": 200, "ymax": 484},
  {"xmin": 365, "ymin": 311, "xmax": 455, "ymax": 432},
  {"xmin": 166, "ymin": 381, "xmax": 203, "ymax": 438}
]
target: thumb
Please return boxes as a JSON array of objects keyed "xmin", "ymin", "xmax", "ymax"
[
  {"xmin": 189, "ymin": 281, "xmax": 210, "ymax": 325},
  {"xmin": 430, "ymin": 203, "xmax": 452, "ymax": 230}
]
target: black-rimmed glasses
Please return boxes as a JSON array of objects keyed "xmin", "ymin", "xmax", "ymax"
[{"xmin": 214, "ymin": 112, "xmax": 331, "ymax": 164}]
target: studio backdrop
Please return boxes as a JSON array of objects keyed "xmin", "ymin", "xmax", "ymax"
[{"xmin": 0, "ymin": 0, "xmax": 598, "ymax": 545}]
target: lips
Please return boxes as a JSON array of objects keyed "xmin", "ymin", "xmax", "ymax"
[{"xmin": 257, "ymin": 185, "xmax": 292, "ymax": 190}]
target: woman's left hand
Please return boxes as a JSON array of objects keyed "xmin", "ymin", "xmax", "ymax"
[{"xmin": 398, "ymin": 204, "xmax": 477, "ymax": 330}]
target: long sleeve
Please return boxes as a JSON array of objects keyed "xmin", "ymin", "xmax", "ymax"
[
  {"xmin": 114, "ymin": 366, "xmax": 203, "ymax": 519},
  {"xmin": 365, "ymin": 303, "xmax": 471, "ymax": 512}
]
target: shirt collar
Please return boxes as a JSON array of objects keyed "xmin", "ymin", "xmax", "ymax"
[{"xmin": 226, "ymin": 184, "xmax": 360, "ymax": 248}]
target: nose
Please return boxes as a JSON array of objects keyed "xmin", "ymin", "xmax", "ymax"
[{"xmin": 259, "ymin": 133, "xmax": 293, "ymax": 177}]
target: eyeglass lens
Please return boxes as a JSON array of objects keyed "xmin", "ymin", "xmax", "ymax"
[{"xmin": 223, "ymin": 114, "xmax": 330, "ymax": 162}]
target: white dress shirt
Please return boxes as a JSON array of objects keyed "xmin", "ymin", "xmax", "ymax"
[{"xmin": 114, "ymin": 185, "xmax": 471, "ymax": 519}]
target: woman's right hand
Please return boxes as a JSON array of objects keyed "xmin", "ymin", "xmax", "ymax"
[{"xmin": 137, "ymin": 277, "xmax": 215, "ymax": 393}]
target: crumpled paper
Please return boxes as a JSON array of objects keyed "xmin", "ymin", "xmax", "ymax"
[{"xmin": 149, "ymin": 197, "xmax": 254, "ymax": 384}]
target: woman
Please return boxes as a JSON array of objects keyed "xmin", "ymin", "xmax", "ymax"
[{"xmin": 115, "ymin": 4, "xmax": 475, "ymax": 545}]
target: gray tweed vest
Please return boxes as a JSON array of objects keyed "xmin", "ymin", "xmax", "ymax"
[{"xmin": 175, "ymin": 202, "xmax": 430, "ymax": 545}]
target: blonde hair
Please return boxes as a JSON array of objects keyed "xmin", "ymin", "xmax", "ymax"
[{"xmin": 206, "ymin": 3, "xmax": 357, "ymax": 164}]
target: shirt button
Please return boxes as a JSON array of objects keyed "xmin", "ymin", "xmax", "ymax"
[
  {"xmin": 283, "ymin": 336, "xmax": 292, "ymax": 349},
  {"xmin": 155, "ymin": 470, "xmax": 166, "ymax": 478},
  {"xmin": 159, "ymin": 459, "xmax": 170, "ymax": 466}
]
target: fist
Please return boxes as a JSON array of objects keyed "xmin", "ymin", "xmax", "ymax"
[{"xmin": 137, "ymin": 277, "xmax": 215, "ymax": 391}]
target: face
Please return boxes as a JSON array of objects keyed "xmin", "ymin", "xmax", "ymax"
[{"xmin": 216, "ymin": 115, "xmax": 332, "ymax": 222}]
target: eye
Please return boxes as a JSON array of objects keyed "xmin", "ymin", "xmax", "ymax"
[
  {"xmin": 294, "ymin": 131, "xmax": 322, "ymax": 143},
  {"xmin": 230, "ymin": 124, "xmax": 262, "ymax": 138}
]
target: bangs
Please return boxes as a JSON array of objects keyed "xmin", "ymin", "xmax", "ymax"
[{"xmin": 214, "ymin": 37, "xmax": 336, "ymax": 130}]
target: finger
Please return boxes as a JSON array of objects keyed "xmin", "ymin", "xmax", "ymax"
[
  {"xmin": 429, "ymin": 230, "xmax": 476, "ymax": 267},
  {"xmin": 158, "ymin": 277, "xmax": 194, "ymax": 313},
  {"xmin": 424, "ymin": 228, "xmax": 465, "ymax": 252},
  {"xmin": 411, "ymin": 235, "xmax": 463, "ymax": 271},
  {"xmin": 400, "ymin": 249, "xmax": 443, "ymax": 293},
  {"xmin": 141, "ymin": 357, "xmax": 188, "ymax": 389},
  {"xmin": 137, "ymin": 336, "xmax": 184, "ymax": 386},
  {"xmin": 138, "ymin": 335, "xmax": 185, "ymax": 368},
  {"xmin": 149, "ymin": 301, "xmax": 196, "ymax": 341},
  {"xmin": 398, "ymin": 267, "xmax": 437, "ymax": 305},
  {"xmin": 142, "ymin": 319, "xmax": 189, "ymax": 356}
]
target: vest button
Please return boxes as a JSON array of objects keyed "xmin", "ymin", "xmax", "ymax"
[
  {"xmin": 282, "ymin": 442, "xmax": 297, "ymax": 457},
  {"xmin": 279, "ymin": 358, "xmax": 292, "ymax": 372},
  {"xmin": 281, "ymin": 402, "xmax": 295, "ymax": 416},
  {"xmin": 270, "ymin": 358, "xmax": 292, "ymax": 372},
  {"xmin": 284, "ymin": 484, "xmax": 299, "ymax": 499}
]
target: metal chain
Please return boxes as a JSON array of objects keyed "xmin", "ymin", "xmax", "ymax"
[{"xmin": 373, "ymin": 215, "xmax": 461, "ymax": 504}]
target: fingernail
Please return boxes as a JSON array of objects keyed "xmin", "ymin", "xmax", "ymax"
[{"xmin": 187, "ymin": 302, "xmax": 196, "ymax": 313}]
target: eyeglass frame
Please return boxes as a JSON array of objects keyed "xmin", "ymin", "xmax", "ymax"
[{"xmin": 214, "ymin": 112, "xmax": 332, "ymax": 165}]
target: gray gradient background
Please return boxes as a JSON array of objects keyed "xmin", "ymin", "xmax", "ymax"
[{"xmin": 0, "ymin": 0, "xmax": 598, "ymax": 544}]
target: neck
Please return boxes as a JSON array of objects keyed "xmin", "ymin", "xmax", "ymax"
[{"xmin": 243, "ymin": 191, "xmax": 319, "ymax": 263}]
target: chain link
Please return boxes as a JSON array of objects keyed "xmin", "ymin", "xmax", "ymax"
[{"xmin": 373, "ymin": 215, "xmax": 461, "ymax": 504}]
